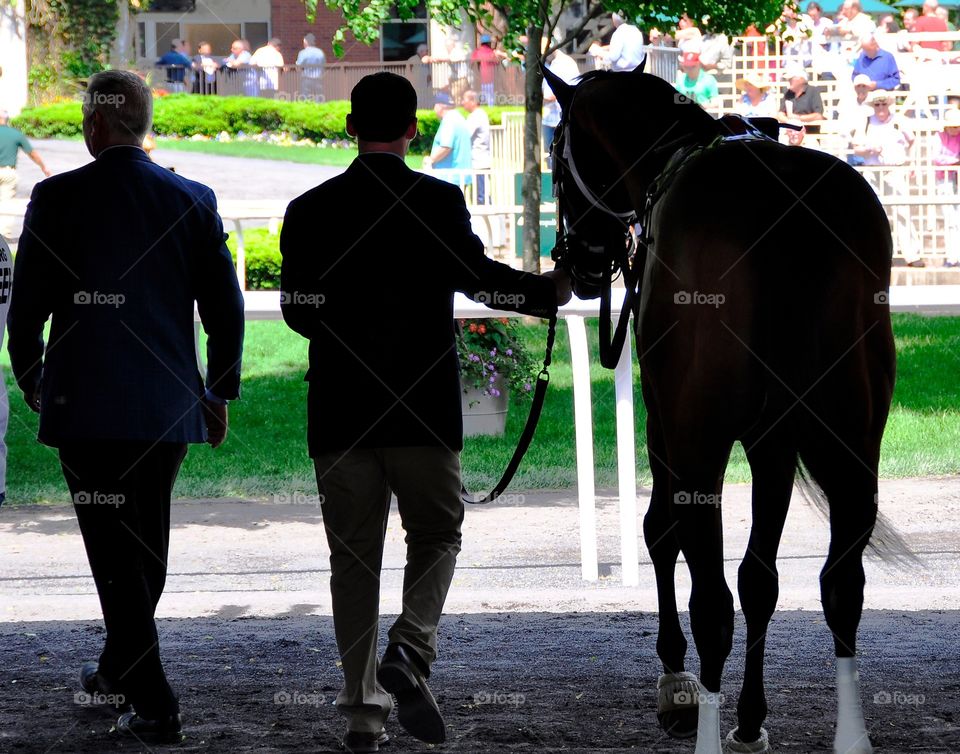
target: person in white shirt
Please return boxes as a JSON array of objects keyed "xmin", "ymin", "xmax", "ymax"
[
  {"xmin": 251, "ymin": 38, "xmax": 284, "ymax": 93},
  {"xmin": 296, "ymin": 33, "xmax": 326, "ymax": 101},
  {"xmin": 853, "ymin": 89, "xmax": 920, "ymax": 263},
  {"xmin": 589, "ymin": 13, "xmax": 646, "ymax": 71},
  {"xmin": 542, "ymin": 48, "xmax": 581, "ymax": 168},
  {"xmin": 462, "ymin": 90, "xmax": 491, "ymax": 204}
]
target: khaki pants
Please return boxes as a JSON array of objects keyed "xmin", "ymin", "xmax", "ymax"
[
  {"xmin": 313, "ymin": 446, "xmax": 464, "ymax": 733},
  {"xmin": 0, "ymin": 167, "xmax": 16, "ymax": 240}
]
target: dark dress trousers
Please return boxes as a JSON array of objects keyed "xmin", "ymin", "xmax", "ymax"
[
  {"xmin": 280, "ymin": 152, "xmax": 557, "ymax": 457},
  {"xmin": 7, "ymin": 144, "xmax": 244, "ymax": 718}
]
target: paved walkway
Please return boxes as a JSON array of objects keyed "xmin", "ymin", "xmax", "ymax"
[{"xmin": 2, "ymin": 477, "xmax": 958, "ymax": 623}]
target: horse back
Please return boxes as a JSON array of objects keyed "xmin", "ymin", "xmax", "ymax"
[{"xmin": 638, "ymin": 139, "xmax": 895, "ymax": 442}]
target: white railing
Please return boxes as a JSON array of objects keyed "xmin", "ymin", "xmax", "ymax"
[{"xmin": 226, "ymin": 285, "xmax": 960, "ymax": 583}]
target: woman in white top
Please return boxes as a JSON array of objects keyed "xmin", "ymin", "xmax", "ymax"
[{"xmin": 734, "ymin": 73, "xmax": 778, "ymax": 118}]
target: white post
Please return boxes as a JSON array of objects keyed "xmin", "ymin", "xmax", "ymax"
[
  {"xmin": 232, "ymin": 219, "xmax": 246, "ymax": 291},
  {"xmin": 566, "ymin": 315, "xmax": 598, "ymax": 581},
  {"xmin": 614, "ymin": 324, "xmax": 639, "ymax": 586}
]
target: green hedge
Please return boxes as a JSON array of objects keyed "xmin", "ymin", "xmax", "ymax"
[
  {"xmin": 225, "ymin": 226, "xmax": 282, "ymax": 290},
  {"xmin": 12, "ymin": 95, "xmax": 523, "ymax": 155}
]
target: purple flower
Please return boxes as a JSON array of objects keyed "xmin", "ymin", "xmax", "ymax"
[
  {"xmin": 490, "ymin": 349, "xmax": 497, "ymax": 357},
  {"xmin": 489, "ymin": 376, "xmax": 496, "ymax": 383},
  {"xmin": 506, "ymin": 349, "xmax": 513, "ymax": 356},
  {"xmin": 524, "ymin": 383, "xmax": 532, "ymax": 391},
  {"xmin": 490, "ymin": 388, "xmax": 500, "ymax": 397}
]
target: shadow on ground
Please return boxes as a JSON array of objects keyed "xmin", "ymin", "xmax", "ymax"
[{"xmin": 1, "ymin": 611, "xmax": 957, "ymax": 753}]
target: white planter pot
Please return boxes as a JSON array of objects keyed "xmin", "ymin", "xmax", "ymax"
[{"xmin": 462, "ymin": 381, "xmax": 509, "ymax": 437}]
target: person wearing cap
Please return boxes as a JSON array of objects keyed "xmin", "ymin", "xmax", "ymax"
[
  {"xmin": 777, "ymin": 68, "xmax": 824, "ymax": 133},
  {"xmin": 155, "ymin": 40, "xmax": 192, "ymax": 92},
  {"xmin": 588, "ymin": 12, "xmax": 646, "ymax": 72},
  {"xmin": 470, "ymin": 33, "xmax": 498, "ymax": 105},
  {"xmin": 933, "ymin": 108, "xmax": 960, "ymax": 266},
  {"xmin": 0, "ymin": 110, "xmax": 51, "ymax": 241},
  {"xmin": 734, "ymin": 73, "xmax": 776, "ymax": 118},
  {"xmin": 839, "ymin": 73, "xmax": 876, "ymax": 165},
  {"xmin": 425, "ymin": 91, "xmax": 472, "ymax": 186},
  {"xmin": 279, "ymin": 72, "xmax": 570, "ymax": 753},
  {"xmin": 674, "ymin": 51, "xmax": 719, "ymax": 106},
  {"xmin": 851, "ymin": 33, "xmax": 901, "ymax": 92}
]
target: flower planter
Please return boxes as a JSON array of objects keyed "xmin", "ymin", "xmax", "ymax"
[{"xmin": 462, "ymin": 383, "xmax": 509, "ymax": 437}]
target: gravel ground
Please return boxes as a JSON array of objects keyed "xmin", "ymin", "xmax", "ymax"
[{"xmin": 1, "ymin": 479, "xmax": 959, "ymax": 752}]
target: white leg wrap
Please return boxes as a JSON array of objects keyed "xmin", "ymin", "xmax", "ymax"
[
  {"xmin": 695, "ymin": 684, "xmax": 724, "ymax": 754},
  {"xmin": 835, "ymin": 656, "xmax": 873, "ymax": 754}
]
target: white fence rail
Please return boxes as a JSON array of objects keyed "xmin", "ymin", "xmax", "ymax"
[{"xmin": 229, "ymin": 286, "xmax": 960, "ymax": 583}]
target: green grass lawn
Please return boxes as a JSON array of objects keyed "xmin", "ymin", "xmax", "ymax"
[
  {"xmin": 153, "ymin": 138, "xmax": 424, "ymax": 168},
  {"xmin": 3, "ymin": 314, "xmax": 958, "ymax": 504}
]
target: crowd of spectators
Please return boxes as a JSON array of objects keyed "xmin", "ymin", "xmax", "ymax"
[{"xmin": 155, "ymin": 34, "xmax": 326, "ymax": 100}]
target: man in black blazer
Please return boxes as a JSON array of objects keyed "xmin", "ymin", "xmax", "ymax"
[
  {"xmin": 7, "ymin": 70, "xmax": 244, "ymax": 743},
  {"xmin": 280, "ymin": 72, "xmax": 569, "ymax": 753}
]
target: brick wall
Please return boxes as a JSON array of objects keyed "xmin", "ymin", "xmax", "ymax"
[{"xmin": 270, "ymin": 0, "xmax": 379, "ymax": 62}]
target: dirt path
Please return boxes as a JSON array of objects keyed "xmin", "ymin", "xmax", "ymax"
[{"xmin": 1, "ymin": 478, "xmax": 959, "ymax": 752}]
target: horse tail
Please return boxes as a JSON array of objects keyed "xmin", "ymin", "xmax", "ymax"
[{"xmin": 794, "ymin": 461, "xmax": 921, "ymax": 569}]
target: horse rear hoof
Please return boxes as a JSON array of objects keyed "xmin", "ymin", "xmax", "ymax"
[
  {"xmin": 656, "ymin": 672, "xmax": 700, "ymax": 739},
  {"xmin": 724, "ymin": 727, "xmax": 771, "ymax": 753}
]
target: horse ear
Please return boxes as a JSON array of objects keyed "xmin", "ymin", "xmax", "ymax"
[
  {"xmin": 633, "ymin": 56, "xmax": 646, "ymax": 74},
  {"xmin": 540, "ymin": 62, "xmax": 575, "ymax": 111}
]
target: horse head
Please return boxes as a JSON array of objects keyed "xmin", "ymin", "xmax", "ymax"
[{"xmin": 549, "ymin": 68, "xmax": 716, "ymax": 301}]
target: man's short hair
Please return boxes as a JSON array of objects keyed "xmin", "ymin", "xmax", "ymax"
[
  {"xmin": 304, "ymin": 33, "xmax": 316, "ymax": 46},
  {"xmin": 350, "ymin": 72, "xmax": 417, "ymax": 142},
  {"xmin": 82, "ymin": 71, "xmax": 153, "ymax": 142}
]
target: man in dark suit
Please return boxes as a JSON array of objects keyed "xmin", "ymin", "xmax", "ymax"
[
  {"xmin": 7, "ymin": 70, "xmax": 244, "ymax": 743},
  {"xmin": 280, "ymin": 72, "xmax": 569, "ymax": 754}
]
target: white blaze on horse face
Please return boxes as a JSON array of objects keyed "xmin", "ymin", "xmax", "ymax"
[
  {"xmin": 835, "ymin": 657, "xmax": 874, "ymax": 754},
  {"xmin": 694, "ymin": 683, "xmax": 723, "ymax": 754}
]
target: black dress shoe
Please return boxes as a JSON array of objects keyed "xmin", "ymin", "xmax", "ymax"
[
  {"xmin": 377, "ymin": 643, "xmax": 445, "ymax": 744},
  {"xmin": 116, "ymin": 711, "xmax": 183, "ymax": 744},
  {"xmin": 341, "ymin": 728, "xmax": 390, "ymax": 753},
  {"xmin": 78, "ymin": 661, "xmax": 131, "ymax": 712}
]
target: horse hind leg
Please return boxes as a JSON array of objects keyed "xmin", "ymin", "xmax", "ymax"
[
  {"xmin": 667, "ymin": 442, "xmax": 736, "ymax": 754},
  {"xmin": 799, "ymin": 437, "xmax": 879, "ymax": 754},
  {"xmin": 728, "ymin": 433, "xmax": 796, "ymax": 753},
  {"xmin": 643, "ymin": 407, "xmax": 696, "ymax": 738}
]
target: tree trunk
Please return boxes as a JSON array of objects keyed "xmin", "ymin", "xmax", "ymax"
[
  {"xmin": 111, "ymin": 0, "xmax": 131, "ymax": 68},
  {"xmin": 521, "ymin": 24, "xmax": 545, "ymax": 273}
]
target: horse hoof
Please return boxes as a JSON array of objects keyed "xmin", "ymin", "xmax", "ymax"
[
  {"xmin": 656, "ymin": 671, "xmax": 700, "ymax": 739},
  {"xmin": 724, "ymin": 727, "xmax": 771, "ymax": 754}
]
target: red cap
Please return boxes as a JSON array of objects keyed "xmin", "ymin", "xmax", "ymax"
[{"xmin": 682, "ymin": 51, "xmax": 700, "ymax": 66}]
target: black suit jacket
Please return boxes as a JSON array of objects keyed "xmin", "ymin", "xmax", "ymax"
[
  {"xmin": 7, "ymin": 145, "xmax": 244, "ymax": 447},
  {"xmin": 280, "ymin": 152, "xmax": 556, "ymax": 456}
]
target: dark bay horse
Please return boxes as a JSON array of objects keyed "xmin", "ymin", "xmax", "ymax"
[{"xmin": 544, "ymin": 65, "xmax": 902, "ymax": 754}]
